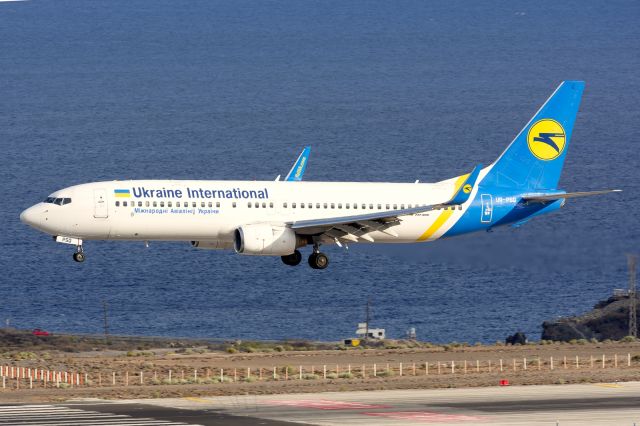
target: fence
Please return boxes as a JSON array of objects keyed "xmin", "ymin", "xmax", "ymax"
[{"xmin": 1, "ymin": 353, "xmax": 637, "ymax": 390}]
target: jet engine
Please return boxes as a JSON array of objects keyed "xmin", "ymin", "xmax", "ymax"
[{"xmin": 234, "ymin": 224, "xmax": 304, "ymax": 256}]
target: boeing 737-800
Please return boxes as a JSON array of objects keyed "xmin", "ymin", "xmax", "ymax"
[{"xmin": 20, "ymin": 81, "xmax": 620, "ymax": 269}]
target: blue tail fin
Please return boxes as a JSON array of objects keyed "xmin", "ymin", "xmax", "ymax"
[{"xmin": 482, "ymin": 81, "xmax": 585, "ymax": 191}]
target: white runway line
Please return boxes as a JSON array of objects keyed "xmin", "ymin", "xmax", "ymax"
[{"xmin": 0, "ymin": 405, "xmax": 197, "ymax": 426}]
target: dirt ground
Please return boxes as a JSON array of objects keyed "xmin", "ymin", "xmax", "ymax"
[{"xmin": 2, "ymin": 341, "xmax": 639, "ymax": 403}]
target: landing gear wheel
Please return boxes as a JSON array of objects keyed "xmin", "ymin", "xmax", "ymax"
[
  {"xmin": 281, "ymin": 250, "xmax": 302, "ymax": 266},
  {"xmin": 308, "ymin": 252, "xmax": 329, "ymax": 269},
  {"xmin": 73, "ymin": 251, "xmax": 85, "ymax": 263}
]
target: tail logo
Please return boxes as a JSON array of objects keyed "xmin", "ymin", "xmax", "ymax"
[
  {"xmin": 463, "ymin": 184, "xmax": 472, "ymax": 194},
  {"xmin": 527, "ymin": 119, "xmax": 566, "ymax": 161}
]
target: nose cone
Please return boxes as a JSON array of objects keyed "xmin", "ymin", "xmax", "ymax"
[{"xmin": 20, "ymin": 205, "xmax": 40, "ymax": 227}]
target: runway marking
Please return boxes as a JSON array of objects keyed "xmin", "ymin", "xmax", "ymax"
[
  {"xmin": 594, "ymin": 383, "xmax": 624, "ymax": 388},
  {"xmin": 265, "ymin": 399, "xmax": 390, "ymax": 410},
  {"xmin": 363, "ymin": 411, "xmax": 486, "ymax": 423},
  {"xmin": 0, "ymin": 404, "xmax": 198, "ymax": 425}
]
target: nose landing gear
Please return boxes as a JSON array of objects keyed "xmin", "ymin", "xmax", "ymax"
[{"xmin": 73, "ymin": 245, "xmax": 85, "ymax": 263}]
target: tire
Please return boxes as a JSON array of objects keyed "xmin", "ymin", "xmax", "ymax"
[
  {"xmin": 308, "ymin": 252, "xmax": 329, "ymax": 269},
  {"xmin": 314, "ymin": 252, "xmax": 329, "ymax": 269},
  {"xmin": 281, "ymin": 250, "xmax": 302, "ymax": 266},
  {"xmin": 73, "ymin": 252, "xmax": 85, "ymax": 263}
]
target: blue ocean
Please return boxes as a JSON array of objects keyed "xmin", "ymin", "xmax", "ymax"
[{"xmin": 1, "ymin": 0, "xmax": 638, "ymax": 343}]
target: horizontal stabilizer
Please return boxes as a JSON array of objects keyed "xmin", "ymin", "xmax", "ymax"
[
  {"xmin": 523, "ymin": 189, "xmax": 621, "ymax": 202},
  {"xmin": 446, "ymin": 164, "xmax": 482, "ymax": 205}
]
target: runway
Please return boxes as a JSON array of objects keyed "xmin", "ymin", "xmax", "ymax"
[
  {"xmin": 119, "ymin": 381, "xmax": 640, "ymax": 425},
  {"xmin": 2, "ymin": 381, "xmax": 640, "ymax": 425}
]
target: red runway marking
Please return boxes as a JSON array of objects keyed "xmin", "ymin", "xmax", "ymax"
[
  {"xmin": 265, "ymin": 399, "xmax": 390, "ymax": 410},
  {"xmin": 363, "ymin": 411, "xmax": 485, "ymax": 422}
]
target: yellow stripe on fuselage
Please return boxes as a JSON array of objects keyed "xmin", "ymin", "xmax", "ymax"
[
  {"xmin": 417, "ymin": 173, "xmax": 469, "ymax": 242},
  {"xmin": 114, "ymin": 193, "xmax": 131, "ymax": 198}
]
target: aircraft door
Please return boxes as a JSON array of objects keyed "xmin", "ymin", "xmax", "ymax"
[
  {"xmin": 93, "ymin": 189, "xmax": 109, "ymax": 218},
  {"xmin": 480, "ymin": 194, "xmax": 493, "ymax": 223}
]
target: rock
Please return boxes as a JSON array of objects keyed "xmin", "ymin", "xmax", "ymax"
[
  {"xmin": 505, "ymin": 332, "xmax": 527, "ymax": 345},
  {"xmin": 541, "ymin": 295, "xmax": 638, "ymax": 341}
]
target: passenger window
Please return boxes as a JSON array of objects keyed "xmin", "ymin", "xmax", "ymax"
[
  {"xmin": 331, "ymin": 203, "xmax": 335, "ymax": 209},
  {"xmin": 338, "ymin": 203, "xmax": 342, "ymax": 209},
  {"xmin": 346, "ymin": 203, "xmax": 350, "ymax": 209},
  {"xmin": 123, "ymin": 201, "xmax": 128, "ymax": 207},
  {"xmin": 301, "ymin": 203, "xmax": 305, "ymax": 208},
  {"xmin": 160, "ymin": 201, "xmax": 165, "ymax": 207},
  {"xmin": 208, "ymin": 202, "xmax": 212, "ymax": 208},
  {"xmin": 408, "ymin": 204, "xmax": 412, "ymax": 208},
  {"xmin": 316, "ymin": 203, "xmax": 320, "ymax": 209},
  {"xmin": 192, "ymin": 202, "xmax": 196, "ymax": 208},
  {"xmin": 369, "ymin": 204, "xmax": 373, "ymax": 209},
  {"xmin": 269, "ymin": 202, "xmax": 273, "ymax": 208},
  {"xmin": 386, "ymin": 204, "xmax": 390, "ymax": 209},
  {"xmin": 323, "ymin": 203, "xmax": 328, "ymax": 209},
  {"xmin": 377, "ymin": 204, "xmax": 382, "ymax": 209},
  {"xmin": 232, "ymin": 202, "xmax": 237, "ymax": 208},
  {"xmin": 283, "ymin": 202, "xmax": 288, "ymax": 208},
  {"xmin": 292, "ymin": 203, "xmax": 296, "ymax": 208},
  {"xmin": 401, "ymin": 204, "xmax": 405, "ymax": 209},
  {"xmin": 255, "ymin": 202, "xmax": 259, "ymax": 208},
  {"xmin": 115, "ymin": 201, "xmax": 120, "ymax": 207},
  {"xmin": 308, "ymin": 203, "xmax": 312, "ymax": 209},
  {"xmin": 216, "ymin": 202, "xmax": 221, "ymax": 208},
  {"xmin": 248, "ymin": 202, "xmax": 252, "ymax": 208},
  {"xmin": 153, "ymin": 201, "xmax": 157, "ymax": 207},
  {"xmin": 393, "ymin": 204, "xmax": 397, "ymax": 209},
  {"xmin": 168, "ymin": 201, "xmax": 172, "ymax": 207},
  {"xmin": 145, "ymin": 201, "xmax": 150, "ymax": 207},
  {"xmin": 138, "ymin": 201, "xmax": 142, "ymax": 207},
  {"xmin": 176, "ymin": 202, "xmax": 180, "ymax": 207}
]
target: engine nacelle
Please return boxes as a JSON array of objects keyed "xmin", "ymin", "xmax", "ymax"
[
  {"xmin": 234, "ymin": 224, "xmax": 304, "ymax": 256},
  {"xmin": 191, "ymin": 240, "xmax": 234, "ymax": 250}
]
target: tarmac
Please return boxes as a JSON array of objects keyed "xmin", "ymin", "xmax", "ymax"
[{"xmin": 3, "ymin": 381, "xmax": 640, "ymax": 425}]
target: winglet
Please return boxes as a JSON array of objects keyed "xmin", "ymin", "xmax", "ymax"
[
  {"xmin": 285, "ymin": 146, "xmax": 311, "ymax": 182},
  {"xmin": 447, "ymin": 164, "xmax": 482, "ymax": 205}
]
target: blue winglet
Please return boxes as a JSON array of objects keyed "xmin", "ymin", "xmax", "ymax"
[
  {"xmin": 447, "ymin": 164, "xmax": 482, "ymax": 205},
  {"xmin": 285, "ymin": 146, "xmax": 311, "ymax": 182}
]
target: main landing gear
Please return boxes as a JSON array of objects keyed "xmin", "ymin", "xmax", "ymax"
[
  {"xmin": 280, "ymin": 245, "xmax": 330, "ymax": 269},
  {"xmin": 308, "ymin": 244, "xmax": 329, "ymax": 270},
  {"xmin": 72, "ymin": 245, "xmax": 85, "ymax": 263},
  {"xmin": 281, "ymin": 250, "xmax": 302, "ymax": 266},
  {"xmin": 308, "ymin": 252, "xmax": 329, "ymax": 269}
]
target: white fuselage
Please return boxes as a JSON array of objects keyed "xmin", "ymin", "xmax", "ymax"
[{"xmin": 20, "ymin": 175, "xmax": 474, "ymax": 246}]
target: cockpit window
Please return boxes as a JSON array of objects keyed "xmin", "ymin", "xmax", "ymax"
[{"xmin": 43, "ymin": 197, "xmax": 72, "ymax": 205}]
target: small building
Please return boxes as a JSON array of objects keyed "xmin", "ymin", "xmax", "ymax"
[{"xmin": 356, "ymin": 322, "xmax": 385, "ymax": 340}]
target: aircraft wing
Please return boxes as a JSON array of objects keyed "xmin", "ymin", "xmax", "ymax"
[
  {"xmin": 289, "ymin": 164, "xmax": 482, "ymax": 243},
  {"xmin": 522, "ymin": 189, "xmax": 621, "ymax": 202},
  {"xmin": 284, "ymin": 146, "xmax": 311, "ymax": 182}
]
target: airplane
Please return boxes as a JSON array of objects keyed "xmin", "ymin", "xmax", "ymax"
[
  {"xmin": 275, "ymin": 146, "xmax": 311, "ymax": 182},
  {"xmin": 20, "ymin": 81, "xmax": 620, "ymax": 269}
]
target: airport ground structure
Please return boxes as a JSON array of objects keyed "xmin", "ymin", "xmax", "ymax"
[{"xmin": 1, "ymin": 335, "xmax": 639, "ymax": 403}]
